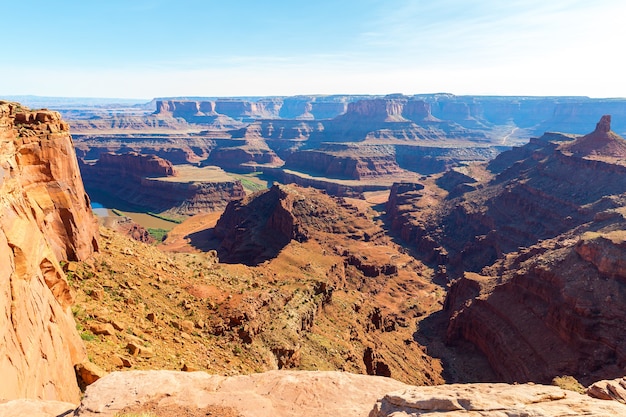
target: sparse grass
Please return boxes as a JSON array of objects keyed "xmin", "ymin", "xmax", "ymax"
[
  {"xmin": 230, "ymin": 173, "xmax": 268, "ymax": 193},
  {"xmin": 552, "ymin": 375, "xmax": 586, "ymax": 394},
  {"xmin": 80, "ymin": 330, "xmax": 96, "ymax": 342},
  {"xmin": 147, "ymin": 228, "xmax": 169, "ymax": 241}
]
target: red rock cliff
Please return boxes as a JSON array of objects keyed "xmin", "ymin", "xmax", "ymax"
[{"xmin": 0, "ymin": 101, "xmax": 98, "ymax": 402}]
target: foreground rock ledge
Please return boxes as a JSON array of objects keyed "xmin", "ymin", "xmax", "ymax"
[
  {"xmin": 74, "ymin": 370, "xmax": 407, "ymax": 417},
  {"xmin": 72, "ymin": 370, "xmax": 626, "ymax": 417}
]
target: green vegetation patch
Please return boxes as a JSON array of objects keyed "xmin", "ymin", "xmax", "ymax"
[
  {"xmin": 147, "ymin": 228, "xmax": 169, "ymax": 241},
  {"xmin": 230, "ymin": 172, "xmax": 268, "ymax": 193}
]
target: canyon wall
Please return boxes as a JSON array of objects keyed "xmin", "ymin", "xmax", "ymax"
[
  {"xmin": 284, "ymin": 144, "xmax": 404, "ymax": 180},
  {"xmin": 0, "ymin": 102, "xmax": 98, "ymax": 402},
  {"xmin": 154, "ymin": 96, "xmax": 350, "ymax": 122},
  {"xmin": 80, "ymin": 153, "xmax": 246, "ymax": 214}
]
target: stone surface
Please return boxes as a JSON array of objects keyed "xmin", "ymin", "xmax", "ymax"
[
  {"xmin": 0, "ymin": 398, "xmax": 76, "ymax": 417},
  {"xmin": 74, "ymin": 370, "xmax": 408, "ymax": 417},
  {"xmin": 0, "ymin": 101, "xmax": 97, "ymax": 402},
  {"xmin": 370, "ymin": 382, "xmax": 626, "ymax": 416}
]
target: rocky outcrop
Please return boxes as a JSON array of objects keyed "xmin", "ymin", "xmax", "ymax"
[
  {"xmin": 203, "ymin": 138, "xmax": 284, "ymax": 172},
  {"xmin": 318, "ymin": 97, "xmax": 487, "ymax": 144},
  {"xmin": 560, "ymin": 115, "xmax": 626, "ymax": 159},
  {"xmin": 0, "ymin": 399, "xmax": 76, "ymax": 417},
  {"xmin": 73, "ymin": 370, "xmax": 408, "ymax": 417},
  {"xmin": 371, "ymin": 382, "xmax": 626, "ymax": 416},
  {"xmin": 588, "ymin": 376, "xmax": 626, "ymax": 403},
  {"xmin": 395, "ymin": 144, "xmax": 506, "ymax": 175},
  {"xmin": 156, "ymin": 99, "xmax": 283, "ymax": 122},
  {"xmin": 155, "ymin": 97, "xmax": 349, "ymax": 123},
  {"xmin": 73, "ymin": 133, "xmax": 216, "ymax": 164},
  {"xmin": 279, "ymin": 96, "xmax": 348, "ymax": 119},
  {"xmin": 0, "ymin": 102, "xmax": 98, "ymax": 402},
  {"xmin": 214, "ymin": 185, "xmax": 316, "ymax": 264},
  {"xmin": 139, "ymin": 177, "xmax": 247, "ymax": 214},
  {"xmin": 154, "ymin": 100, "xmax": 242, "ymax": 126}
]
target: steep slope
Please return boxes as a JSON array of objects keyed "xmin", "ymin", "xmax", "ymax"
[
  {"xmin": 445, "ymin": 206, "xmax": 626, "ymax": 385},
  {"xmin": 0, "ymin": 101, "xmax": 98, "ymax": 402}
]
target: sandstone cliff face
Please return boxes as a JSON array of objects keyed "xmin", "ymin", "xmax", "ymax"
[{"xmin": 0, "ymin": 101, "xmax": 97, "ymax": 402}]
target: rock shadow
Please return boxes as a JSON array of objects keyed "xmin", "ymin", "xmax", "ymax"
[
  {"xmin": 185, "ymin": 226, "xmax": 290, "ymax": 266},
  {"xmin": 413, "ymin": 308, "xmax": 498, "ymax": 384},
  {"xmin": 185, "ymin": 227, "xmax": 221, "ymax": 253}
]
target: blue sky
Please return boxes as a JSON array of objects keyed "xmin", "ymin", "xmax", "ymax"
[{"xmin": 2, "ymin": 0, "xmax": 625, "ymax": 99}]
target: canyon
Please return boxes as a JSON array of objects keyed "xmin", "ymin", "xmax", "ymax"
[
  {"xmin": 6, "ymin": 96, "xmax": 626, "ymax": 416},
  {"xmin": 42, "ymin": 94, "xmax": 625, "ymax": 217}
]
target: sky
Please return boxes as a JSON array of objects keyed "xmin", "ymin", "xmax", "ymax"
[{"xmin": 1, "ymin": 0, "xmax": 625, "ymax": 99}]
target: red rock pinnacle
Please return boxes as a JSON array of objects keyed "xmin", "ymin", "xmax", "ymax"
[{"xmin": 595, "ymin": 115, "xmax": 611, "ymax": 133}]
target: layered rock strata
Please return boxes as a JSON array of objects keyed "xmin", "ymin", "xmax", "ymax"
[
  {"xmin": 0, "ymin": 101, "xmax": 98, "ymax": 402},
  {"xmin": 80, "ymin": 153, "xmax": 246, "ymax": 215},
  {"xmin": 284, "ymin": 144, "xmax": 404, "ymax": 180},
  {"xmin": 445, "ymin": 215, "xmax": 626, "ymax": 384}
]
